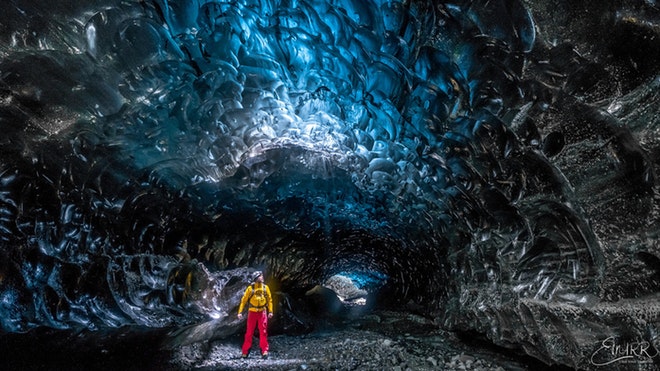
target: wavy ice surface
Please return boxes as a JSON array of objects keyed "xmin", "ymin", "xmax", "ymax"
[
  {"xmin": 0, "ymin": 0, "xmax": 599, "ymax": 327},
  {"xmin": 0, "ymin": 0, "xmax": 658, "ymax": 368}
]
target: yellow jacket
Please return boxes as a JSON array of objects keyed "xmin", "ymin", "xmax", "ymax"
[{"xmin": 238, "ymin": 282, "xmax": 273, "ymax": 314}]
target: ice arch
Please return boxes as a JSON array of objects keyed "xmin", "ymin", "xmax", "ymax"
[{"xmin": 0, "ymin": 0, "xmax": 658, "ymax": 368}]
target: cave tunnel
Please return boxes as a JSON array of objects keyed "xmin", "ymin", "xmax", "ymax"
[{"xmin": 0, "ymin": 0, "xmax": 659, "ymax": 369}]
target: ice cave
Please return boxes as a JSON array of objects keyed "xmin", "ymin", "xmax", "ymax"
[{"xmin": 0, "ymin": 0, "xmax": 658, "ymax": 369}]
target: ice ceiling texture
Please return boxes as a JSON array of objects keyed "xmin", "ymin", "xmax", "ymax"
[{"xmin": 0, "ymin": 0, "xmax": 658, "ymax": 368}]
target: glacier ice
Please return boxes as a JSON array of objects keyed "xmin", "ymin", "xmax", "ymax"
[{"xmin": 0, "ymin": 0, "xmax": 658, "ymax": 368}]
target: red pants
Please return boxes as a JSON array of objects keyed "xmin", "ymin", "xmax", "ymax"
[{"xmin": 242, "ymin": 310, "xmax": 269, "ymax": 355}]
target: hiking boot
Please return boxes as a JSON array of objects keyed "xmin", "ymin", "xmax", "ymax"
[
  {"xmin": 241, "ymin": 353, "xmax": 248, "ymax": 359},
  {"xmin": 261, "ymin": 351, "xmax": 268, "ymax": 359}
]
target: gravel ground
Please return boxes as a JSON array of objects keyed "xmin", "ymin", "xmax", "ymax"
[
  {"xmin": 169, "ymin": 311, "xmax": 560, "ymax": 370},
  {"xmin": 0, "ymin": 310, "xmax": 568, "ymax": 370}
]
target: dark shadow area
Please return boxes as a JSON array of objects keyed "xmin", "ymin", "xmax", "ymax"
[
  {"xmin": 455, "ymin": 330, "xmax": 575, "ymax": 371},
  {"xmin": 0, "ymin": 327, "xmax": 176, "ymax": 371}
]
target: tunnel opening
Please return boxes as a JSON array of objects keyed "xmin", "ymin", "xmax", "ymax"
[
  {"xmin": 322, "ymin": 274, "xmax": 369, "ymax": 306},
  {"xmin": 263, "ymin": 228, "xmax": 410, "ymax": 315},
  {"xmin": 322, "ymin": 271, "xmax": 388, "ymax": 306}
]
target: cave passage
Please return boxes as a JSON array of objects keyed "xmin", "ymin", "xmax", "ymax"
[
  {"xmin": 0, "ymin": 0, "xmax": 601, "ymax": 331},
  {"xmin": 1, "ymin": 0, "xmax": 659, "ymax": 368}
]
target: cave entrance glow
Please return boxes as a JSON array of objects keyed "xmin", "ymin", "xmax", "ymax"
[{"xmin": 322, "ymin": 271, "xmax": 387, "ymax": 306}]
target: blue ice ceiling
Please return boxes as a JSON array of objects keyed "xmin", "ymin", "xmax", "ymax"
[
  {"xmin": 3, "ymin": 1, "xmax": 657, "ymax": 366},
  {"xmin": 0, "ymin": 0, "xmax": 597, "ymax": 328}
]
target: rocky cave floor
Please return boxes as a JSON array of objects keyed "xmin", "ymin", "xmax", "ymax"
[
  {"xmin": 1, "ymin": 310, "xmax": 569, "ymax": 371},
  {"xmin": 169, "ymin": 310, "xmax": 565, "ymax": 371}
]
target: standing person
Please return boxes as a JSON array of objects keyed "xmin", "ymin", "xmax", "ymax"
[{"xmin": 238, "ymin": 271, "xmax": 273, "ymax": 359}]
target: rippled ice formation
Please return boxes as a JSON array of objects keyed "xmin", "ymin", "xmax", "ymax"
[{"xmin": 0, "ymin": 0, "xmax": 658, "ymax": 367}]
